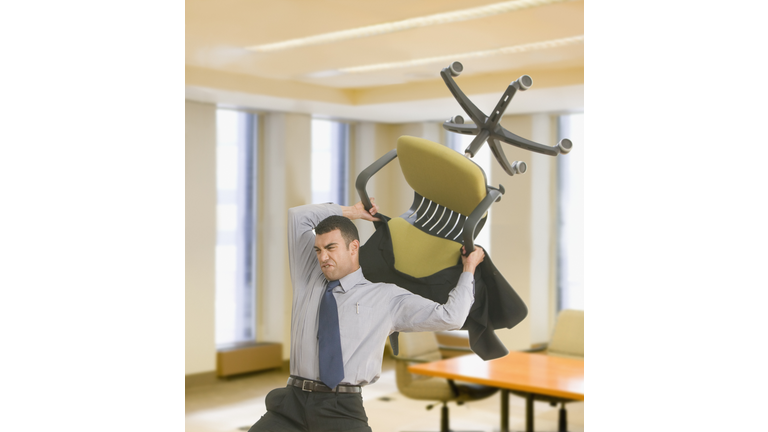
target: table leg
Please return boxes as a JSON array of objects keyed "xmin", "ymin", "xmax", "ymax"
[
  {"xmin": 558, "ymin": 403, "xmax": 567, "ymax": 432},
  {"xmin": 526, "ymin": 393, "xmax": 534, "ymax": 432},
  {"xmin": 500, "ymin": 389, "xmax": 509, "ymax": 432}
]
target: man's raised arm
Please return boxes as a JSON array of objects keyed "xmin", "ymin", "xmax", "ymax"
[
  {"xmin": 389, "ymin": 246, "xmax": 485, "ymax": 333},
  {"xmin": 287, "ymin": 203, "xmax": 341, "ymax": 293}
]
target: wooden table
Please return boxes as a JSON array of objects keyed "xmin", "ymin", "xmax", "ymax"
[{"xmin": 408, "ymin": 351, "xmax": 584, "ymax": 432}]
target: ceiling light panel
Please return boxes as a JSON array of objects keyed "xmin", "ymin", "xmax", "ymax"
[
  {"xmin": 336, "ymin": 35, "xmax": 584, "ymax": 74},
  {"xmin": 245, "ymin": 0, "xmax": 573, "ymax": 52}
]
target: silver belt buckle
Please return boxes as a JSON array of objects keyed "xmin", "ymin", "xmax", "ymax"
[{"xmin": 301, "ymin": 380, "xmax": 313, "ymax": 392}]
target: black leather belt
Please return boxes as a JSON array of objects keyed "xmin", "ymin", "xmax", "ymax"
[{"xmin": 287, "ymin": 376, "xmax": 362, "ymax": 394}]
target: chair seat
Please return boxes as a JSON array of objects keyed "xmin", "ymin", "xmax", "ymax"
[
  {"xmin": 399, "ymin": 376, "xmax": 457, "ymax": 402},
  {"xmin": 398, "ymin": 375, "xmax": 499, "ymax": 404},
  {"xmin": 389, "ymin": 217, "xmax": 461, "ymax": 278},
  {"xmin": 454, "ymin": 382, "xmax": 499, "ymax": 402}
]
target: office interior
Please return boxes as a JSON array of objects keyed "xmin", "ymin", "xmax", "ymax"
[{"xmin": 186, "ymin": 0, "xmax": 584, "ymax": 430}]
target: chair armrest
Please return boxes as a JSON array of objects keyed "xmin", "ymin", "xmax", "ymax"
[
  {"xmin": 355, "ymin": 149, "xmax": 397, "ymax": 211},
  {"xmin": 462, "ymin": 188, "xmax": 503, "ymax": 255}
]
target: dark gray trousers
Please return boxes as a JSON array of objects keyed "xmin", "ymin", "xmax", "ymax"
[{"xmin": 249, "ymin": 386, "xmax": 372, "ymax": 432}]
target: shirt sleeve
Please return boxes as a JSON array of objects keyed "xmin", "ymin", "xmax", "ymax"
[
  {"xmin": 287, "ymin": 203, "xmax": 342, "ymax": 296},
  {"xmin": 388, "ymin": 272, "xmax": 475, "ymax": 333}
]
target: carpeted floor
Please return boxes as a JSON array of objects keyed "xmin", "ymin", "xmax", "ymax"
[{"xmin": 186, "ymin": 358, "xmax": 583, "ymax": 432}]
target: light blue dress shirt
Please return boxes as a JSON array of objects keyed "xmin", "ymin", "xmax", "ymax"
[{"xmin": 288, "ymin": 203, "xmax": 475, "ymax": 386}]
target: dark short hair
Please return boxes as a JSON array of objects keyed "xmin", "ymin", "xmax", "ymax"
[{"xmin": 315, "ymin": 215, "xmax": 359, "ymax": 247}]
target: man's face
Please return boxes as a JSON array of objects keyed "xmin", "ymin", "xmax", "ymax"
[{"xmin": 314, "ymin": 229, "xmax": 359, "ymax": 281}]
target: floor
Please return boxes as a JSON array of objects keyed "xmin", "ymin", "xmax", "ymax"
[{"xmin": 186, "ymin": 357, "xmax": 584, "ymax": 432}]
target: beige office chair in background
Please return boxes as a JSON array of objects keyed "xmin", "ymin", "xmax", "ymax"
[
  {"xmin": 512, "ymin": 309, "xmax": 584, "ymax": 432},
  {"xmin": 393, "ymin": 332, "xmax": 498, "ymax": 432}
]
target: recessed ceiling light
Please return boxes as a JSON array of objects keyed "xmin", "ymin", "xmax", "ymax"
[
  {"xmin": 245, "ymin": 0, "xmax": 573, "ymax": 53},
  {"xmin": 335, "ymin": 35, "xmax": 584, "ymax": 74},
  {"xmin": 304, "ymin": 70, "xmax": 345, "ymax": 78}
]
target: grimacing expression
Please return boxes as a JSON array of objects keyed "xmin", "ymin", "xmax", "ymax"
[{"xmin": 314, "ymin": 229, "xmax": 359, "ymax": 281}]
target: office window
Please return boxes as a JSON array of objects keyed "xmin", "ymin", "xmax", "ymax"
[
  {"xmin": 215, "ymin": 109, "xmax": 258, "ymax": 346},
  {"xmin": 557, "ymin": 113, "xmax": 584, "ymax": 311},
  {"xmin": 312, "ymin": 119, "xmax": 350, "ymax": 206},
  {"xmin": 447, "ymin": 132, "xmax": 492, "ymax": 252}
]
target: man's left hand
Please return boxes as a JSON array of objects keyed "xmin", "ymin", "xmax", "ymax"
[{"xmin": 461, "ymin": 246, "xmax": 485, "ymax": 273}]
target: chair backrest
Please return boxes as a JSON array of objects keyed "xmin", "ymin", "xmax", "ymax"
[
  {"xmin": 398, "ymin": 331, "xmax": 442, "ymax": 359},
  {"xmin": 547, "ymin": 309, "xmax": 584, "ymax": 359},
  {"xmin": 394, "ymin": 332, "xmax": 445, "ymax": 393},
  {"xmin": 387, "ymin": 136, "xmax": 491, "ymax": 277},
  {"xmin": 397, "ymin": 136, "xmax": 487, "ymax": 217}
]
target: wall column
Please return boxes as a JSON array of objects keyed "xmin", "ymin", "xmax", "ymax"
[
  {"xmin": 185, "ymin": 100, "xmax": 217, "ymax": 375},
  {"xmin": 258, "ymin": 112, "xmax": 312, "ymax": 360},
  {"xmin": 528, "ymin": 114, "xmax": 558, "ymax": 344}
]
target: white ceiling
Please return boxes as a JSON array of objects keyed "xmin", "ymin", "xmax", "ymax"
[{"xmin": 185, "ymin": 0, "xmax": 584, "ymax": 122}]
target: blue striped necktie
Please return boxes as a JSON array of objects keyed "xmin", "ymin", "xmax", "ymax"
[{"xmin": 318, "ymin": 280, "xmax": 344, "ymax": 389}]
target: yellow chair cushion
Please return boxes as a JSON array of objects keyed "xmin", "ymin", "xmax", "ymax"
[
  {"xmin": 389, "ymin": 217, "xmax": 462, "ymax": 278},
  {"xmin": 397, "ymin": 135, "xmax": 487, "ymax": 216}
]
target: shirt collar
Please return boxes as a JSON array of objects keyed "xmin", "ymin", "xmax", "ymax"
[{"xmin": 335, "ymin": 267, "xmax": 364, "ymax": 293}]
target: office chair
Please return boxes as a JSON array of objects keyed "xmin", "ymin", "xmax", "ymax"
[
  {"xmin": 393, "ymin": 331, "xmax": 498, "ymax": 432},
  {"xmin": 512, "ymin": 309, "xmax": 584, "ymax": 432},
  {"xmin": 358, "ymin": 135, "xmax": 501, "ymax": 271},
  {"xmin": 357, "ymin": 135, "xmax": 528, "ymax": 361}
]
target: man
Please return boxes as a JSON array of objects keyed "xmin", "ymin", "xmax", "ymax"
[{"xmin": 249, "ymin": 199, "xmax": 485, "ymax": 432}]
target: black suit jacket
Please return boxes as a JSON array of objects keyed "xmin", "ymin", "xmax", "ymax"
[{"xmin": 359, "ymin": 215, "xmax": 528, "ymax": 361}]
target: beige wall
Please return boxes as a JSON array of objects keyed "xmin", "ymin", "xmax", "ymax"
[
  {"xmin": 185, "ymin": 100, "xmax": 217, "ymax": 375},
  {"xmin": 184, "ymin": 105, "xmax": 563, "ymax": 374},
  {"xmin": 489, "ymin": 114, "xmax": 559, "ymax": 350}
]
